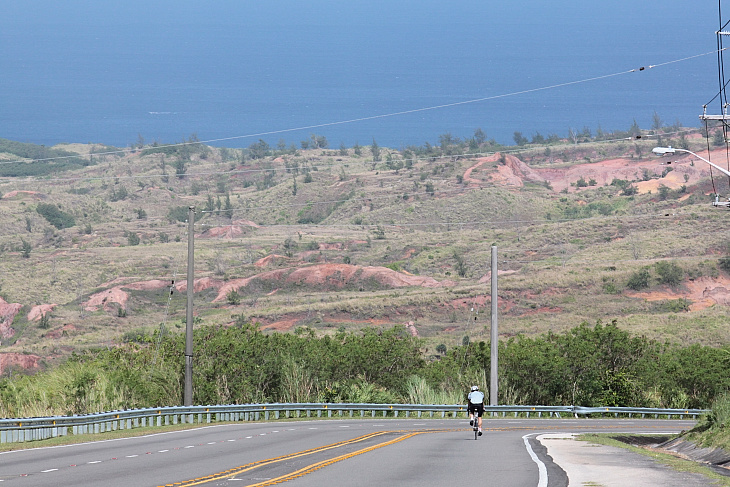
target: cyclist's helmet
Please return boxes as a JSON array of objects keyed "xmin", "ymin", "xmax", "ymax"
[{"xmin": 471, "ymin": 386, "xmax": 479, "ymax": 391}]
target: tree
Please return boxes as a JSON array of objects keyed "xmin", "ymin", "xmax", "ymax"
[
  {"xmin": 174, "ymin": 158, "xmax": 187, "ymax": 179},
  {"xmin": 371, "ymin": 139, "xmax": 381, "ymax": 162},
  {"xmin": 248, "ymin": 139, "xmax": 271, "ymax": 159},
  {"xmin": 513, "ymin": 131, "xmax": 528, "ymax": 146},
  {"xmin": 436, "ymin": 344, "xmax": 447, "ymax": 355},
  {"xmin": 20, "ymin": 238, "xmax": 31, "ymax": 258},
  {"xmin": 652, "ymin": 111, "xmax": 663, "ymax": 131},
  {"xmin": 453, "ymin": 251, "xmax": 467, "ymax": 277},
  {"xmin": 310, "ymin": 134, "xmax": 328, "ymax": 149},
  {"xmin": 473, "ymin": 128, "xmax": 487, "ymax": 145},
  {"xmin": 204, "ymin": 194, "xmax": 215, "ymax": 212}
]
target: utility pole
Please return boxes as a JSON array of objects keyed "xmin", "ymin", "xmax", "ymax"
[
  {"xmin": 184, "ymin": 206, "xmax": 195, "ymax": 406},
  {"xmin": 490, "ymin": 245, "xmax": 498, "ymax": 406}
]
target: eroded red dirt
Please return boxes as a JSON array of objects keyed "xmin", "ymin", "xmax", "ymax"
[
  {"xmin": 626, "ymin": 276, "xmax": 730, "ymax": 311},
  {"xmin": 0, "ymin": 352, "xmax": 41, "ymax": 375},
  {"xmin": 0, "ymin": 297, "xmax": 23, "ymax": 340},
  {"xmin": 463, "ymin": 148, "xmax": 725, "ymax": 194}
]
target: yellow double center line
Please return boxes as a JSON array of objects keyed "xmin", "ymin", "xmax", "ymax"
[{"xmin": 159, "ymin": 429, "xmax": 459, "ymax": 487}]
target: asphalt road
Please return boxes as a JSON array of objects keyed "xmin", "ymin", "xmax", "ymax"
[{"xmin": 0, "ymin": 417, "xmax": 700, "ymax": 487}]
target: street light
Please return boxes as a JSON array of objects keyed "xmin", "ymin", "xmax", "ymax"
[{"xmin": 652, "ymin": 146, "xmax": 730, "ymax": 207}]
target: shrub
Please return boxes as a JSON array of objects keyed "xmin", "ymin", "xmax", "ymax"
[
  {"xmin": 226, "ymin": 289, "xmax": 241, "ymax": 305},
  {"xmin": 36, "ymin": 203, "xmax": 75, "ymax": 229},
  {"xmin": 654, "ymin": 261, "xmax": 683, "ymax": 287},
  {"xmin": 719, "ymin": 256, "xmax": 730, "ymax": 273},
  {"xmin": 20, "ymin": 238, "xmax": 31, "ymax": 258},
  {"xmin": 126, "ymin": 232, "xmax": 140, "ymax": 246},
  {"xmin": 626, "ymin": 268, "xmax": 650, "ymax": 291},
  {"xmin": 167, "ymin": 206, "xmax": 190, "ymax": 223},
  {"xmin": 655, "ymin": 298, "xmax": 691, "ymax": 313}
]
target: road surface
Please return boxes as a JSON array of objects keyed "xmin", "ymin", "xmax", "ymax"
[{"xmin": 0, "ymin": 417, "xmax": 710, "ymax": 486}]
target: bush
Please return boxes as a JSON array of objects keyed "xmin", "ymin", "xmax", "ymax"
[
  {"xmin": 719, "ymin": 256, "xmax": 730, "ymax": 273},
  {"xmin": 36, "ymin": 203, "xmax": 75, "ymax": 229},
  {"xmin": 654, "ymin": 261, "xmax": 683, "ymax": 287},
  {"xmin": 654, "ymin": 298, "xmax": 691, "ymax": 313},
  {"xmin": 226, "ymin": 289, "xmax": 241, "ymax": 305},
  {"xmin": 626, "ymin": 268, "xmax": 650, "ymax": 291},
  {"xmin": 167, "ymin": 206, "xmax": 190, "ymax": 223}
]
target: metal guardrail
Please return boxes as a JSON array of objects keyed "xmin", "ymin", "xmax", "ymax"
[{"xmin": 0, "ymin": 403, "xmax": 708, "ymax": 444}]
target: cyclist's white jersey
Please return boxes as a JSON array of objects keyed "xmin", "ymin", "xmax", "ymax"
[{"xmin": 468, "ymin": 391, "xmax": 485, "ymax": 404}]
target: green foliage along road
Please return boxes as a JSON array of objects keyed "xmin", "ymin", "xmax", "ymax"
[{"xmin": 1, "ymin": 320, "xmax": 729, "ymax": 418}]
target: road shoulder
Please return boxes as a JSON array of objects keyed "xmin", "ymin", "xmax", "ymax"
[{"xmin": 539, "ymin": 433, "xmax": 721, "ymax": 487}]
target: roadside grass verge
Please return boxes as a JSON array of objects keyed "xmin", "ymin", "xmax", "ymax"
[{"xmin": 578, "ymin": 433, "xmax": 730, "ymax": 486}]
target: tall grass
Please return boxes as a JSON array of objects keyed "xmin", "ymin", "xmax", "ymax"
[
  {"xmin": 0, "ymin": 361, "xmax": 180, "ymax": 418},
  {"xmin": 687, "ymin": 392, "xmax": 730, "ymax": 451},
  {"xmin": 406, "ymin": 374, "xmax": 475, "ymax": 405}
]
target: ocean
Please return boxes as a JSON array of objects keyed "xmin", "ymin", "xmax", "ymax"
[{"xmin": 0, "ymin": 0, "xmax": 721, "ymax": 149}]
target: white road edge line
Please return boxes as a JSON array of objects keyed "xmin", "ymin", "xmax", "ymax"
[{"xmin": 522, "ymin": 434, "xmax": 548, "ymax": 487}]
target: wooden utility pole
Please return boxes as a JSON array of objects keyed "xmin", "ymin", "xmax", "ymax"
[
  {"xmin": 184, "ymin": 206, "xmax": 195, "ymax": 406},
  {"xmin": 490, "ymin": 245, "xmax": 498, "ymax": 406}
]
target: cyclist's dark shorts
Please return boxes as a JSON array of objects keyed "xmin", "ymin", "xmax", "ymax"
[{"xmin": 468, "ymin": 403, "xmax": 484, "ymax": 417}]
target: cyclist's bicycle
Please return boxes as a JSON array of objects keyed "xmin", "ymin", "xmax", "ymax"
[{"xmin": 470, "ymin": 410, "xmax": 482, "ymax": 440}]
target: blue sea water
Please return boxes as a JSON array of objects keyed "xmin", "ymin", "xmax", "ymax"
[{"xmin": 0, "ymin": 0, "xmax": 722, "ymax": 149}]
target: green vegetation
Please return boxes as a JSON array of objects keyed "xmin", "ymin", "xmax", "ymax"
[
  {"xmin": 36, "ymin": 202, "xmax": 75, "ymax": 229},
  {"xmin": 687, "ymin": 392, "xmax": 730, "ymax": 452},
  {"xmin": 0, "ymin": 138, "xmax": 89, "ymax": 176},
  {"xmin": 2, "ymin": 320, "xmax": 728, "ymax": 418}
]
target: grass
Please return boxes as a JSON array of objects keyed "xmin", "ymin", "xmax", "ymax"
[{"xmin": 0, "ymin": 136, "xmax": 729, "ymax": 370}]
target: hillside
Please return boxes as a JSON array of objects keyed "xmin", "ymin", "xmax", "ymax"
[{"xmin": 1, "ymin": 130, "xmax": 730, "ymax": 375}]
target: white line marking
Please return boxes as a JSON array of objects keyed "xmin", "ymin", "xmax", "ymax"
[
  {"xmin": 185, "ymin": 445, "xmax": 195, "ymax": 448},
  {"xmin": 522, "ymin": 434, "xmax": 548, "ymax": 487},
  {"xmin": 126, "ymin": 455, "xmax": 138, "ymax": 458},
  {"xmin": 88, "ymin": 461, "xmax": 102, "ymax": 464},
  {"xmin": 207, "ymin": 442, "xmax": 216, "ymax": 444},
  {"xmin": 158, "ymin": 450, "xmax": 169, "ymax": 453},
  {"xmin": 41, "ymin": 469, "xmax": 58, "ymax": 473}
]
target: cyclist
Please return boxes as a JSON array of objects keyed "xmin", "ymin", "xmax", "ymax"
[{"xmin": 467, "ymin": 385, "xmax": 485, "ymax": 436}]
